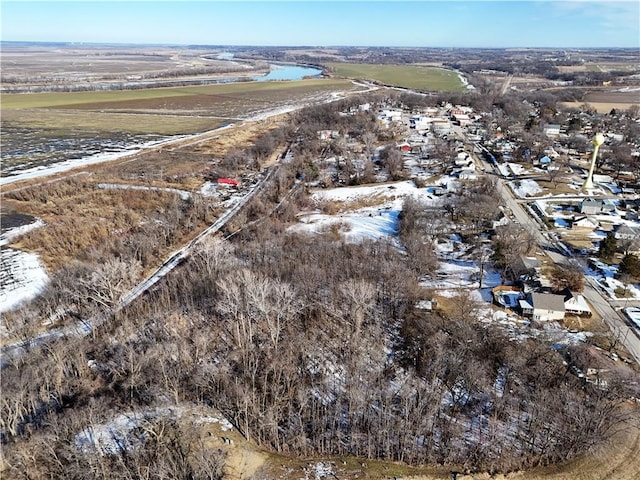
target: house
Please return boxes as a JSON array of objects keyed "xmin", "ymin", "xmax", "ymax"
[
  {"xmin": 397, "ymin": 142, "xmax": 411, "ymax": 152},
  {"xmin": 563, "ymin": 291, "xmax": 592, "ymax": 316},
  {"xmin": 519, "ymin": 293, "xmax": 565, "ymax": 321},
  {"xmin": 317, "ymin": 130, "xmax": 339, "ymax": 140},
  {"xmin": 452, "ymin": 113, "xmax": 471, "ymax": 126},
  {"xmin": 580, "ymin": 198, "xmax": 615, "ymax": 215},
  {"xmin": 458, "ymin": 171, "xmax": 478, "ymax": 181},
  {"xmin": 592, "ymin": 174, "xmax": 614, "ymax": 185},
  {"xmin": 614, "ymin": 224, "xmax": 640, "ymax": 241},
  {"xmin": 543, "ymin": 124, "xmax": 561, "ymax": 137},
  {"xmin": 432, "ymin": 119, "xmax": 452, "ymax": 134},
  {"xmin": 410, "ymin": 115, "xmax": 432, "ymax": 130},
  {"xmin": 572, "ymin": 216, "xmax": 599, "ymax": 230},
  {"xmin": 512, "ymin": 256, "xmax": 541, "ymax": 280}
]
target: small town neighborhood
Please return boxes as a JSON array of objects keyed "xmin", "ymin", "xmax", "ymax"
[{"xmin": 305, "ymin": 95, "xmax": 640, "ymax": 361}]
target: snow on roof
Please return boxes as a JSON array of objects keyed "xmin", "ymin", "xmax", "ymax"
[
  {"xmin": 624, "ymin": 307, "xmax": 640, "ymax": 329},
  {"xmin": 564, "ymin": 292, "xmax": 591, "ymax": 313},
  {"xmin": 519, "ymin": 298, "xmax": 533, "ymax": 310}
]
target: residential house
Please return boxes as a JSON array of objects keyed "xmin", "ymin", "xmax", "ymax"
[
  {"xmin": 317, "ymin": 130, "xmax": 339, "ymax": 140},
  {"xmin": 458, "ymin": 171, "xmax": 478, "ymax": 181},
  {"xmin": 396, "ymin": 142, "xmax": 411, "ymax": 152},
  {"xmin": 410, "ymin": 115, "xmax": 432, "ymax": 130},
  {"xmin": 580, "ymin": 198, "xmax": 615, "ymax": 215},
  {"xmin": 543, "ymin": 124, "xmax": 561, "ymax": 137},
  {"xmin": 513, "ymin": 256, "xmax": 541, "ymax": 279},
  {"xmin": 451, "ymin": 113, "xmax": 471, "ymax": 126},
  {"xmin": 432, "ymin": 119, "xmax": 452, "ymax": 135},
  {"xmin": 592, "ymin": 174, "xmax": 614, "ymax": 184},
  {"xmin": 519, "ymin": 292, "xmax": 566, "ymax": 321},
  {"xmin": 217, "ymin": 178, "xmax": 239, "ymax": 187},
  {"xmin": 572, "ymin": 216, "xmax": 599, "ymax": 230},
  {"xmin": 538, "ymin": 155, "xmax": 552, "ymax": 168},
  {"xmin": 563, "ymin": 291, "xmax": 592, "ymax": 317},
  {"xmin": 614, "ymin": 224, "xmax": 640, "ymax": 241}
]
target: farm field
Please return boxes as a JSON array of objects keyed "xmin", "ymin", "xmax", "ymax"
[
  {"xmin": 559, "ymin": 87, "xmax": 640, "ymax": 114},
  {"xmin": 1, "ymin": 78, "xmax": 355, "ymax": 177},
  {"xmin": 325, "ymin": 62, "xmax": 465, "ymax": 92}
]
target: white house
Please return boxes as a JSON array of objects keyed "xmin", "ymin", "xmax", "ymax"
[
  {"xmin": 614, "ymin": 224, "xmax": 640, "ymax": 240},
  {"xmin": 572, "ymin": 216, "xmax": 599, "ymax": 230},
  {"xmin": 564, "ymin": 291, "xmax": 592, "ymax": 316},
  {"xmin": 520, "ymin": 293, "xmax": 566, "ymax": 321},
  {"xmin": 543, "ymin": 124, "xmax": 561, "ymax": 137},
  {"xmin": 580, "ymin": 198, "xmax": 615, "ymax": 215},
  {"xmin": 432, "ymin": 119, "xmax": 451, "ymax": 134}
]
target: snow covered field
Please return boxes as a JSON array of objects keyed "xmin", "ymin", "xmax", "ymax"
[
  {"xmin": 0, "ymin": 219, "xmax": 49, "ymax": 316},
  {"xmin": 291, "ymin": 181, "xmax": 438, "ymax": 242},
  {"xmin": 0, "ymin": 247, "xmax": 48, "ymax": 315}
]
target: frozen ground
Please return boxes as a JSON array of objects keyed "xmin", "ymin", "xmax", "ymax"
[
  {"xmin": 0, "ymin": 219, "xmax": 49, "ymax": 316},
  {"xmin": 0, "ymin": 218, "xmax": 45, "ymax": 247},
  {"xmin": 0, "ymin": 135, "xmax": 190, "ymax": 186},
  {"xmin": 97, "ymin": 183, "xmax": 192, "ymax": 200},
  {"xmin": 75, "ymin": 406, "xmax": 234, "ymax": 456},
  {"xmin": 291, "ymin": 181, "xmax": 436, "ymax": 242},
  {"xmin": 509, "ymin": 179, "xmax": 542, "ymax": 198},
  {"xmin": 0, "ymin": 247, "xmax": 49, "ymax": 315}
]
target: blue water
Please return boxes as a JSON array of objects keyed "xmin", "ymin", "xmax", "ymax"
[{"xmin": 254, "ymin": 64, "xmax": 323, "ymax": 82}]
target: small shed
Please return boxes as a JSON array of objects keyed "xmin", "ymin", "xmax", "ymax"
[{"xmin": 217, "ymin": 178, "xmax": 239, "ymax": 187}]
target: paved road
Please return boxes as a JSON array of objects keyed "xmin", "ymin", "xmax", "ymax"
[{"xmin": 472, "ymin": 148, "xmax": 640, "ymax": 365}]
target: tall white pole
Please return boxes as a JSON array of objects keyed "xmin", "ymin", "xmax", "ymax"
[{"xmin": 582, "ymin": 133, "xmax": 605, "ymax": 190}]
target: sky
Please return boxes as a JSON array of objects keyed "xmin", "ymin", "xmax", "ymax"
[{"xmin": 1, "ymin": 1, "xmax": 639, "ymax": 48}]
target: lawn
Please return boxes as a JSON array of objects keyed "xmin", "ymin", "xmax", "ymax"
[{"xmin": 325, "ymin": 62, "xmax": 465, "ymax": 92}]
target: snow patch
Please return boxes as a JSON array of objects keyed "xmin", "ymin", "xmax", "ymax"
[{"xmin": 0, "ymin": 247, "xmax": 49, "ymax": 314}]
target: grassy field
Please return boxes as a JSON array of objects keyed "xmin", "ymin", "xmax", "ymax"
[{"xmin": 325, "ymin": 62, "xmax": 465, "ymax": 92}]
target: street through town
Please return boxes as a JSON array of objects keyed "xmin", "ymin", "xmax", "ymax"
[{"xmin": 473, "ymin": 147, "xmax": 640, "ymax": 365}]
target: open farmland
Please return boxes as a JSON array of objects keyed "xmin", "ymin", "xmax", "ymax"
[
  {"xmin": 325, "ymin": 62, "xmax": 465, "ymax": 92},
  {"xmin": 0, "ymin": 78, "xmax": 355, "ymax": 177},
  {"xmin": 558, "ymin": 86, "xmax": 640, "ymax": 113}
]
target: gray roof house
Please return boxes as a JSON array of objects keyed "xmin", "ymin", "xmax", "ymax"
[
  {"xmin": 614, "ymin": 224, "xmax": 640, "ymax": 240},
  {"xmin": 520, "ymin": 293, "xmax": 566, "ymax": 321},
  {"xmin": 580, "ymin": 198, "xmax": 615, "ymax": 215}
]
